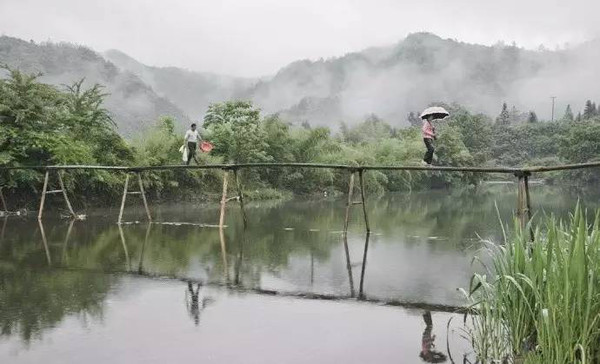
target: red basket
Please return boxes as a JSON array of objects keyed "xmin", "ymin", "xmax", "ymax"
[{"xmin": 200, "ymin": 141, "xmax": 214, "ymax": 152}]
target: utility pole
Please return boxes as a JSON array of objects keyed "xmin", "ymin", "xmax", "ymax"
[{"xmin": 551, "ymin": 96, "xmax": 556, "ymax": 122}]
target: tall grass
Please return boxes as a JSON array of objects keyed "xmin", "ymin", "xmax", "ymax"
[{"xmin": 464, "ymin": 206, "xmax": 600, "ymax": 363}]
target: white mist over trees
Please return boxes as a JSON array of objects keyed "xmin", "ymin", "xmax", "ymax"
[
  {"xmin": 0, "ymin": 36, "xmax": 189, "ymax": 136},
  {"xmin": 3, "ymin": 32, "xmax": 600, "ymax": 134},
  {"xmin": 251, "ymin": 33, "xmax": 600, "ymax": 126}
]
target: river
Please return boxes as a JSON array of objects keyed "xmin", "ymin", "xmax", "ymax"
[{"xmin": 1, "ymin": 184, "xmax": 598, "ymax": 363}]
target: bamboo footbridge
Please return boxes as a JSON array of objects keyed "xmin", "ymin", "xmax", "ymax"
[
  {"xmin": 2, "ymin": 161, "xmax": 600, "ymax": 233},
  {"xmin": 3, "ymin": 161, "xmax": 599, "ymax": 313}
]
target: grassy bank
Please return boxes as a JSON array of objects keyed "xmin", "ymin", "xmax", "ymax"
[{"xmin": 465, "ymin": 206, "xmax": 600, "ymax": 363}]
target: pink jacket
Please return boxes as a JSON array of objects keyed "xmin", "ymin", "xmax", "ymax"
[{"xmin": 422, "ymin": 120, "xmax": 435, "ymax": 139}]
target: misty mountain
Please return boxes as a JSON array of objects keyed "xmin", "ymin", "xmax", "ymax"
[
  {"xmin": 250, "ymin": 32, "xmax": 600, "ymax": 125},
  {"xmin": 0, "ymin": 36, "xmax": 189, "ymax": 136},
  {"xmin": 3, "ymin": 33, "xmax": 600, "ymax": 134},
  {"xmin": 108, "ymin": 32, "xmax": 597, "ymax": 128},
  {"xmin": 104, "ymin": 49, "xmax": 255, "ymax": 121}
]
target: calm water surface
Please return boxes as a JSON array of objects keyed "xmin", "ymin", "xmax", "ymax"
[{"xmin": 1, "ymin": 185, "xmax": 598, "ymax": 363}]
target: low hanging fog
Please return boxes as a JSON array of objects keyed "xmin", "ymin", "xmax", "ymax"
[
  {"xmin": 251, "ymin": 33, "xmax": 600, "ymax": 125},
  {"xmin": 1, "ymin": 0, "xmax": 600, "ymax": 131}
]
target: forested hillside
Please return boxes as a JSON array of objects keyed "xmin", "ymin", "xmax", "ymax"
[
  {"xmin": 3, "ymin": 33, "xmax": 600, "ymax": 134},
  {"xmin": 0, "ymin": 36, "xmax": 189, "ymax": 136},
  {"xmin": 104, "ymin": 49, "xmax": 254, "ymax": 120},
  {"xmin": 2, "ymin": 65, "xmax": 600, "ymax": 207},
  {"xmin": 250, "ymin": 33, "xmax": 600, "ymax": 126},
  {"xmin": 3, "ymin": 32, "xmax": 600, "ymax": 207},
  {"xmin": 104, "ymin": 32, "xmax": 600, "ymax": 128}
]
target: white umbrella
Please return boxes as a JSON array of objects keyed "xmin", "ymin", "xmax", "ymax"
[{"xmin": 420, "ymin": 106, "xmax": 449, "ymax": 120}]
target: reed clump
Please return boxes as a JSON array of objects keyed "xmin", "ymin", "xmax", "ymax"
[{"xmin": 464, "ymin": 206, "xmax": 600, "ymax": 363}]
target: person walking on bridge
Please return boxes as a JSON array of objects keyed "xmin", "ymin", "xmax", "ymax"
[
  {"xmin": 184, "ymin": 123, "xmax": 201, "ymax": 165},
  {"xmin": 420, "ymin": 107, "xmax": 449, "ymax": 166},
  {"xmin": 421, "ymin": 115, "xmax": 436, "ymax": 166}
]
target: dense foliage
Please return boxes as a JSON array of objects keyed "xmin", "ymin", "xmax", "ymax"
[
  {"xmin": 0, "ymin": 36, "xmax": 190, "ymax": 136},
  {"xmin": 466, "ymin": 208, "xmax": 600, "ymax": 363},
  {"xmin": 0, "ymin": 67, "xmax": 134, "ymax": 201},
  {"xmin": 2, "ymin": 68, "xmax": 600, "ymax": 207}
]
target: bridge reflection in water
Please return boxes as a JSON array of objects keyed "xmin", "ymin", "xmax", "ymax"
[
  {"xmin": 10, "ymin": 188, "xmax": 582, "ymax": 362},
  {"xmin": 32, "ymin": 218, "xmax": 470, "ymax": 314},
  {"xmin": 3, "ymin": 214, "xmax": 474, "ymax": 363}
]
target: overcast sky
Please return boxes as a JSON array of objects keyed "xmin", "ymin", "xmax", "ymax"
[{"xmin": 1, "ymin": 0, "xmax": 598, "ymax": 77}]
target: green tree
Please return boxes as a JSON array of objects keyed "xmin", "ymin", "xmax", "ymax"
[
  {"xmin": 583, "ymin": 100, "xmax": 597, "ymax": 119},
  {"xmin": 435, "ymin": 126, "xmax": 478, "ymax": 186},
  {"xmin": 527, "ymin": 111, "xmax": 538, "ymax": 123},
  {"xmin": 448, "ymin": 107, "xmax": 493, "ymax": 165},
  {"xmin": 509, "ymin": 105, "xmax": 524, "ymax": 124},
  {"xmin": 203, "ymin": 101, "xmax": 269, "ymax": 164},
  {"xmin": 559, "ymin": 123, "xmax": 600, "ymax": 163},
  {"xmin": 262, "ymin": 115, "xmax": 294, "ymax": 163},
  {"xmin": 63, "ymin": 79, "xmax": 133, "ymax": 166},
  {"xmin": 63, "ymin": 79, "xmax": 114, "ymax": 131},
  {"xmin": 559, "ymin": 122, "xmax": 600, "ymax": 184},
  {"xmin": 0, "ymin": 68, "xmax": 133, "ymax": 197},
  {"xmin": 562, "ymin": 104, "xmax": 574, "ymax": 122},
  {"xmin": 407, "ymin": 111, "xmax": 421, "ymax": 127},
  {"xmin": 341, "ymin": 114, "xmax": 393, "ymax": 144},
  {"xmin": 260, "ymin": 115, "xmax": 295, "ymax": 186},
  {"xmin": 496, "ymin": 102, "xmax": 510, "ymax": 125},
  {"xmin": 437, "ymin": 126, "xmax": 475, "ymax": 167}
]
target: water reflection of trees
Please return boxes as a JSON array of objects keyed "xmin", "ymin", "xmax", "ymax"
[
  {"xmin": 0, "ymin": 219, "xmax": 114, "ymax": 343},
  {"xmin": 0, "ymin": 215, "xmax": 366, "ymax": 342},
  {"xmin": 2, "ymin": 186, "xmax": 595, "ymax": 344},
  {"xmin": 0, "ymin": 266, "xmax": 114, "ymax": 343},
  {"xmin": 368, "ymin": 186, "xmax": 600, "ymax": 248}
]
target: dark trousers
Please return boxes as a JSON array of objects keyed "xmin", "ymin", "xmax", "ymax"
[
  {"xmin": 186, "ymin": 142, "xmax": 198, "ymax": 165},
  {"xmin": 423, "ymin": 138, "xmax": 434, "ymax": 164}
]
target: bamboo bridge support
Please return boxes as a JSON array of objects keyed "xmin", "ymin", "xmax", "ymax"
[
  {"xmin": 342, "ymin": 233, "xmax": 356, "ymax": 297},
  {"xmin": 234, "ymin": 226, "xmax": 248, "ymax": 285},
  {"xmin": 118, "ymin": 171, "xmax": 152, "ymax": 224},
  {"xmin": 60, "ymin": 219, "xmax": 75, "ymax": 265},
  {"xmin": 137, "ymin": 224, "xmax": 152, "ymax": 274},
  {"xmin": 341, "ymin": 232, "xmax": 371, "ymax": 299},
  {"xmin": 0, "ymin": 187, "xmax": 7, "ymax": 212},
  {"xmin": 343, "ymin": 169, "xmax": 371, "ymax": 234},
  {"xmin": 38, "ymin": 169, "xmax": 76, "ymax": 220},
  {"xmin": 1, "ymin": 216, "xmax": 7, "ymax": 242},
  {"xmin": 219, "ymin": 219, "xmax": 229, "ymax": 282},
  {"xmin": 117, "ymin": 224, "xmax": 132, "ymax": 271},
  {"xmin": 219, "ymin": 170, "xmax": 229, "ymax": 229},
  {"xmin": 38, "ymin": 219, "xmax": 52, "ymax": 266},
  {"xmin": 233, "ymin": 169, "xmax": 248, "ymax": 228},
  {"xmin": 515, "ymin": 171, "xmax": 535, "ymax": 242},
  {"xmin": 358, "ymin": 232, "xmax": 371, "ymax": 299},
  {"xmin": 218, "ymin": 168, "xmax": 248, "ymax": 230}
]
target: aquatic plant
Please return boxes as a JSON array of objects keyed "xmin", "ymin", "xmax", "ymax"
[{"xmin": 464, "ymin": 206, "xmax": 600, "ymax": 363}]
